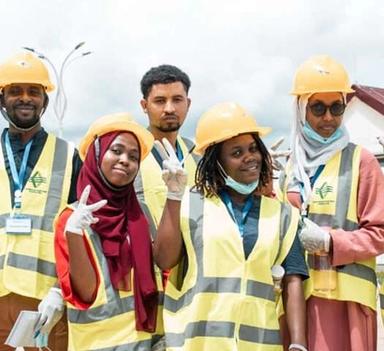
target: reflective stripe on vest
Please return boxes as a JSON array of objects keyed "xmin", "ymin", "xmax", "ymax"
[
  {"xmin": 379, "ymin": 284, "xmax": 384, "ymax": 324},
  {"xmin": 66, "ymin": 225, "xmax": 162, "ymax": 351},
  {"xmin": 283, "ymin": 144, "xmax": 377, "ymax": 310},
  {"xmin": 163, "ymin": 191, "xmax": 299, "ymax": 350},
  {"xmin": 0, "ymin": 135, "xmax": 73, "ymax": 299},
  {"xmin": 134, "ymin": 136, "xmax": 199, "ymax": 234}
]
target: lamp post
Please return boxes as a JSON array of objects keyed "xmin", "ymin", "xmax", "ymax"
[{"xmin": 23, "ymin": 43, "xmax": 91, "ymax": 137}]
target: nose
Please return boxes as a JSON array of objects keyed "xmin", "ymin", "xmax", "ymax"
[
  {"xmin": 119, "ymin": 153, "xmax": 130, "ymax": 165},
  {"xmin": 19, "ymin": 90, "xmax": 32, "ymax": 103},
  {"xmin": 244, "ymin": 151, "xmax": 257, "ymax": 163},
  {"xmin": 322, "ymin": 109, "xmax": 334, "ymax": 122},
  {"xmin": 164, "ymin": 100, "xmax": 176, "ymax": 114}
]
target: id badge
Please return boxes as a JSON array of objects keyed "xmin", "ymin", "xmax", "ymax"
[{"xmin": 6, "ymin": 216, "xmax": 32, "ymax": 235}]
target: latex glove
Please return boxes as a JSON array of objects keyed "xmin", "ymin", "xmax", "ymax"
[
  {"xmin": 65, "ymin": 185, "xmax": 107, "ymax": 235},
  {"xmin": 154, "ymin": 138, "xmax": 187, "ymax": 201},
  {"xmin": 268, "ymin": 137, "xmax": 291, "ymax": 171},
  {"xmin": 36, "ymin": 287, "xmax": 64, "ymax": 334},
  {"xmin": 299, "ymin": 218, "xmax": 331, "ymax": 253}
]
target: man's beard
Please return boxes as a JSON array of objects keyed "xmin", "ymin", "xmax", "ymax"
[
  {"xmin": 158, "ymin": 122, "xmax": 181, "ymax": 133},
  {"xmin": 9, "ymin": 112, "xmax": 40, "ymax": 129}
]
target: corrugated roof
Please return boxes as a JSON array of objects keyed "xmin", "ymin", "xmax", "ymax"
[{"xmin": 348, "ymin": 84, "xmax": 384, "ymax": 115}]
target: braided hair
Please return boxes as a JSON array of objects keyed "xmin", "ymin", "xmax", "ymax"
[{"xmin": 195, "ymin": 133, "xmax": 273, "ymax": 198}]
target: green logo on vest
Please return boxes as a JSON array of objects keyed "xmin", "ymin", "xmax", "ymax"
[
  {"xmin": 29, "ymin": 171, "xmax": 46, "ymax": 188},
  {"xmin": 315, "ymin": 182, "xmax": 333, "ymax": 199}
]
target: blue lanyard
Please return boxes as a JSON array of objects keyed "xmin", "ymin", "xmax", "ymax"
[
  {"xmin": 4, "ymin": 132, "xmax": 33, "ymax": 194},
  {"xmin": 299, "ymin": 164, "xmax": 325, "ymax": 215},
  {"xmin": 175, "ymin": 141, "xmax": 183, "ymax": 162},
  {"xmin": 221, "ymin": 191, "xmax": 254, "ymax": 237}
]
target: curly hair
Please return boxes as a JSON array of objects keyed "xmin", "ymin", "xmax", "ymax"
[
  {"xmin": 194, "ymin": 133, "xmax": 273, "ymax": 198},
  {"xmin": 140, "ymin": 64, "xmax": 191, "ymax": 99}
]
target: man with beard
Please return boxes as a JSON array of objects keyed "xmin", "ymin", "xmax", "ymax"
[
  {"xmin": 134, "ymin": 66, "xmax": 198, "ymax": 311},
  {"xmin": 0, "ymin": 52, "xmax": 81, "ymax": 350},
  {"xmin": 135, "ymin": 65, "xmax": 199, "ymax": 236}
]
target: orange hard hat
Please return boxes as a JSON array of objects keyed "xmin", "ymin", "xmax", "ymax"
[
  {"xmin": 194, "ymin": 102, "xmax": 271, "ymax": 155},
  {"xmin": 79, "ymin": 112, "xmax": 154, "ymax": 161},
  {"xmin": 0, "ymin": 52, "xmax": 55, "ymax": 92},
  {"xmin": 291, "ymin": 55, "xmax": 354, "ymax": 95}
]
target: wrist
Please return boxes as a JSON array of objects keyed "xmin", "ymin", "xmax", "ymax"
[
  {"xmin": 288, "ymin": 344, "xmax": 308, "ymax": 351},
  {"xmin": 65, "ymin": 223, "xmax": 84, "ymax": 236},
  {"xmin": 167, "ymin": 191, "xmax": 184, "ymax": 201}
]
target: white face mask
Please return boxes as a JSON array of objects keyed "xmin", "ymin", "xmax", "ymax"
[{"xmin": 218, "ymin": 162, "xmax": 259, "ymax": 195}]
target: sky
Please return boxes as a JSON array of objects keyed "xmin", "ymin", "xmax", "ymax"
[{"xmin": 0, "ymin": 0, "xmax": 384, "ymax": 148}]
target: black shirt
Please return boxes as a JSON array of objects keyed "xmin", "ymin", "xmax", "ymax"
[{"xmin": 1, "ymin": 128, "xmax": 82, "ymax": 206}]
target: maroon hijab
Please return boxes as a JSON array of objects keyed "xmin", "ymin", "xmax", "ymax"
[{"xmin": 77, "ymin": 131, "xmax": 158, "ymax": 332}]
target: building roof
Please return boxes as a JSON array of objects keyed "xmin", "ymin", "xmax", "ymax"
[{"xmin": 348, "ymin": 84, "xmax": 384, "ymax": 115}]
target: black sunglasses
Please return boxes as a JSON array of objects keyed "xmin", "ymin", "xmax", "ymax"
[{"xmin": 308, "ymin": 101, "xmax": 345, "ymax": 117}]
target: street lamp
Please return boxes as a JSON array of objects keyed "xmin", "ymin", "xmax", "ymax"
[{"xmin": 23, "ymin": 42, "xmax": 92, "ymax": 137}]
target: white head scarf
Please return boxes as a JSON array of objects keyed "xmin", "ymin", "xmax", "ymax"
[{"xmin": 288, "ymin": 93, "xmax": 350, "ymax": 213}]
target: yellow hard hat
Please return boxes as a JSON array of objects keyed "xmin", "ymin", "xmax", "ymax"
[
  {"xmin": 291, "ymin": 55, "xmax": 354, "ymax": 95},
  {"xmin": 79, "ymin": 112, "xmax": 154, "ymax": 161},
  {"xmin": 0, "ymin": 52, "xmax": 55, "ymax": 92},
  {"xmin": 194, "ymin": 102, "xmax": 271, "ymax": 155}
]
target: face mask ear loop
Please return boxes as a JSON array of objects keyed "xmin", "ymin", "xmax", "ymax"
[{"xmin": 216, "ymin": 161, "xmax": 228, "ymax": 179}]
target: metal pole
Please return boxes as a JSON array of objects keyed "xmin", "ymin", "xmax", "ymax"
[{"xmin": 22, "ymin": 43, "xmax": 91, "ymax": 137}]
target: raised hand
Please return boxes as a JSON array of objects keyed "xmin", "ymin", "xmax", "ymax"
[
  {"xmin": 269, "ymin": 137, "xmax": 291, "ymax": 171},
  {"xmin": 65, "ymin": 185, "xmax": 107, "ymax": 235},
  {"xmin": 154, "ymin": 138, "xmax": 188, "ymax": 201}
]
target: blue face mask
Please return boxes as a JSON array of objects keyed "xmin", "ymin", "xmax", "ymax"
[
  {"xmin": 218, "ymin": 162, "xmax": 259, "ymax": 195},
  {"xmin": 303, "ymin": 122, "xmax": 343, "ymax": 144},
  {"xmin": 35, "ymin": 332, "xmax": 49, "ymax": 349},
  {"xmin": 224, "ymin": 175, "xmax": 259, "ymax": 195}
]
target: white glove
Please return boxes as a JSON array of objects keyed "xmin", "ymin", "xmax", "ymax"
[
  {"xmin": 65, "ymin": 185, "xmax": 107, "ymax": 235},
  {"xmin": 299, "ymin": 218, "xmax": 331, "ymax": 253},
  {"xmin": 36, "ymin": 287, "xmax": 64, "ymax": 334},
  {"xmin": 268, "ymin": 137, "xmax": 291, "ymax": 171},
  {"xmin": 154, "ymin": 138, "xmax": 188, "ymax": 201}
]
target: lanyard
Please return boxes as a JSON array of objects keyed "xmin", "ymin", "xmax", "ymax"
[
  {"xmin": 299, "ymin": 164, "xmax": 325, "ymax": 216},
  {"xmin": 4, "ymin": 132, "xmax": 33, "ymax": 206},
  {"xmin": 221, "ymin": 191, "xmax": 254, "ymax": 237}
]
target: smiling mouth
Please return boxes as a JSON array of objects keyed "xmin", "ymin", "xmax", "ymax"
[
  {"xmin": 113, "ymin": 168, "xmax": 129, "ymax": 175},
  {"xmin": 15, "ymin": 106, "xmax": 35, "ymax": 113},
  {"xmin": 241, "ymin": 165, "xmax": 259, "ymax": 172}
]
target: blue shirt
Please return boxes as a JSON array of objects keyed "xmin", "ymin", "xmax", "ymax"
[{"xmin": 221, "ymin": 194, "xmax": 308, "ymax": 278}]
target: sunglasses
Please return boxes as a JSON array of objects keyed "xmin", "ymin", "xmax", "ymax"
[{"xmin": 308, "ymin": 101, "xmax": 345, "ymax": 117}]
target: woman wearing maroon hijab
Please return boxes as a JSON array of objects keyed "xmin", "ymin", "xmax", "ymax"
[{"xmin": 54, "ymin": 113, "xmax": 163, "ymax": 351}]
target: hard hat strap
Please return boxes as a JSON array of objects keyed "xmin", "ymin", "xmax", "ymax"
[{"xmin": 0, "ymin": 104, "xmax": 44, "ymax": 132}]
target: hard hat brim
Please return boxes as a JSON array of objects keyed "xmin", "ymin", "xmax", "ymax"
[
  {"xmin": 79, "ymin": 119, "xmax": 154, "ymax": 161},
  {"xmin": 194, "ymin": 125, "xmax": 272, "ymax": 155}
]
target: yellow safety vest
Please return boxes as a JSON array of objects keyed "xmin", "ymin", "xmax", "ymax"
[
  {"xmin": 66, "ymin": 224, "xmax": 164, "ymax": 351},
  {"xmin": 134, "ymin": 136, "xmax": 199, "ymax": 234},
  {"xmin": 0, "ymin": 134, "xmax": 73, "ymax": 299},
  {"xmin": 279, "ymin": 143, "xmax": 377, "ymax": 310},
  {"xmin": 163, "ymin": 190, "xmax": 300, "ymax": 351},
  {"xmin": 380, "ymin": 283, "xmax": 384, "ymax": 326}
]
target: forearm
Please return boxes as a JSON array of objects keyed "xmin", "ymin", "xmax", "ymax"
[
  {"xmin": 283, "ymin": 275, "xmax": 307, "ymax": 348},
  {"xmin": 67, "ymin": 232, "xmax": 97, "ymax": 303},
  {"xmin": 154, "ymin": 199, "xmax": 183, "ymax": 270},
  {"xmin": 331, "ymin": 226, "xmax": 384, "ymax": 265}
]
